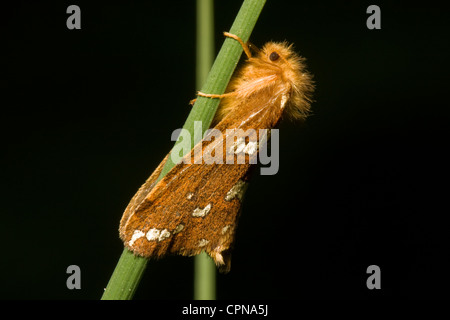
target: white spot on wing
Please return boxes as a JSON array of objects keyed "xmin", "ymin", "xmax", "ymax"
[
  {"xmin": 228, "ymin": 138, "xmax": 257, "ymax": 155},
  {"xmin": 192, "ymin": 204, "xmax": 212, "ymax": 217},
  {"xmin": 225, "ymin": 180, "xmax": 247, "ymax": 201},
  {"xmin": 145, "ymin": 228, "xmax": 171, "ymax": 241},
  {"xmin": 128, "ymin": 230, "xmax": 145, "ymax": 247},
  {"xmin": 221, "ymin": 225, "xmax": 231, "ymax": 235},
  {"xmin": 186, "ymin": 192, "xmax": 194, "ymax": 200},
  {"xmin": 146, "ymin": 228, "xmax": 160, "ymax": 241},
  {"xmin": 211, "ymin": 247, "xmax": 225, "ymax": 265},
  {"xmin": 280, "ymin": 94, "xmax": 288, "ymax": 109},
  {"xmin": 173, "ymin": 224, "xmax": 184, "ymax": 234},
  {"xmin": 198, "ymin": 239, "xmax": 210, "ymax": 247},
  {"xmin": 158, "ymin": 229, "xmax": 171, "ymax": 241},
  {"xmin": 228, "ymin": 137, "xmax": 244, "ymax": 154},
  {"xmin": 243, "ymin": 141, "xmax": 257, "ymax": 155}
]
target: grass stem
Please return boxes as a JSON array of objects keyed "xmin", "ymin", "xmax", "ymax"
[{"xmin": 193, "ymin": 0, "xmax": 217, "ymax": 301}]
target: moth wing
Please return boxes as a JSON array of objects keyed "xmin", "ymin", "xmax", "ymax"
[
  {"xmin": 120, "ymin": 79, "xmax": 288, "ymax": 273},
  {"xmin": 119, "ymin": 154, "xmax": 169, "ymax": 238},
  {"xmin": 119, "ymin": 131, "xmax": 253, "ymax": 273}
]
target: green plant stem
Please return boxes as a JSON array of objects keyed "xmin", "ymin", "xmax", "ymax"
[
  {"xmin": 194, "ymin": 0, "xmax": 216, "ymax": 301},
  {"xmin": 101, "ymin": 0, "xmax": 266, "ymax": 300},
  {"xmin": 101, "ymin": 249, "xmax": 148, "ymax": 300}
]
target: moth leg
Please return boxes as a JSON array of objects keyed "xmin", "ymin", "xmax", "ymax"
[
  {"xmin": 190, "ymin": 91, "xmax": 236, "ymax": 105},
  {"xmin": 223, "ymin": 31, "xmax": 252, "ymax": 59},
  {"xmin": 188, "ymin": 32, "xmax": 249, "ymax": 106}
]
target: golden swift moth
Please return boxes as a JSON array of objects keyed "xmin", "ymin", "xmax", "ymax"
[{"xmin": 119, "ymin": 32, "xmax": 314, "ymax": 273}]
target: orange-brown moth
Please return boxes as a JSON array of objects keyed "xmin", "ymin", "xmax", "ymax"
[{"xmin": 119, "ymin": 32, "xmax": 314, "ymax": 273}]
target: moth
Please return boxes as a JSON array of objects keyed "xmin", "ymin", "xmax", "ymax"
[{"xmin": 119, "ymin": 32, "xmax": 314, "ymax": 273}]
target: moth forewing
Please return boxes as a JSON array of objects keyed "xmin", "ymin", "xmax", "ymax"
[
  {"xmin": 119, "ymin": 35, "xmax": 314, "ymax": 273},
  {"xmin": 119, "ymin": 154, "xmax": 169, "ymax": 241},
  {"xmin": 119, "ymin": 98, "xmax": 282, "ymax": 272}
]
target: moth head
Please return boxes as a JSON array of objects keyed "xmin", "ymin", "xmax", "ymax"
[
  {"xmin": 260, "ymin": 42, "xmax": 296, "ymax": 67},
  {"xmin": 260, "ymin": 42, "xmax": 315, "ymax": 120}
]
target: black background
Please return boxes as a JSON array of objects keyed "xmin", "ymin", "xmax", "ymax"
[{"xmin": 1, "ymin": 0, "xmax": 449, "ymax": 300}]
